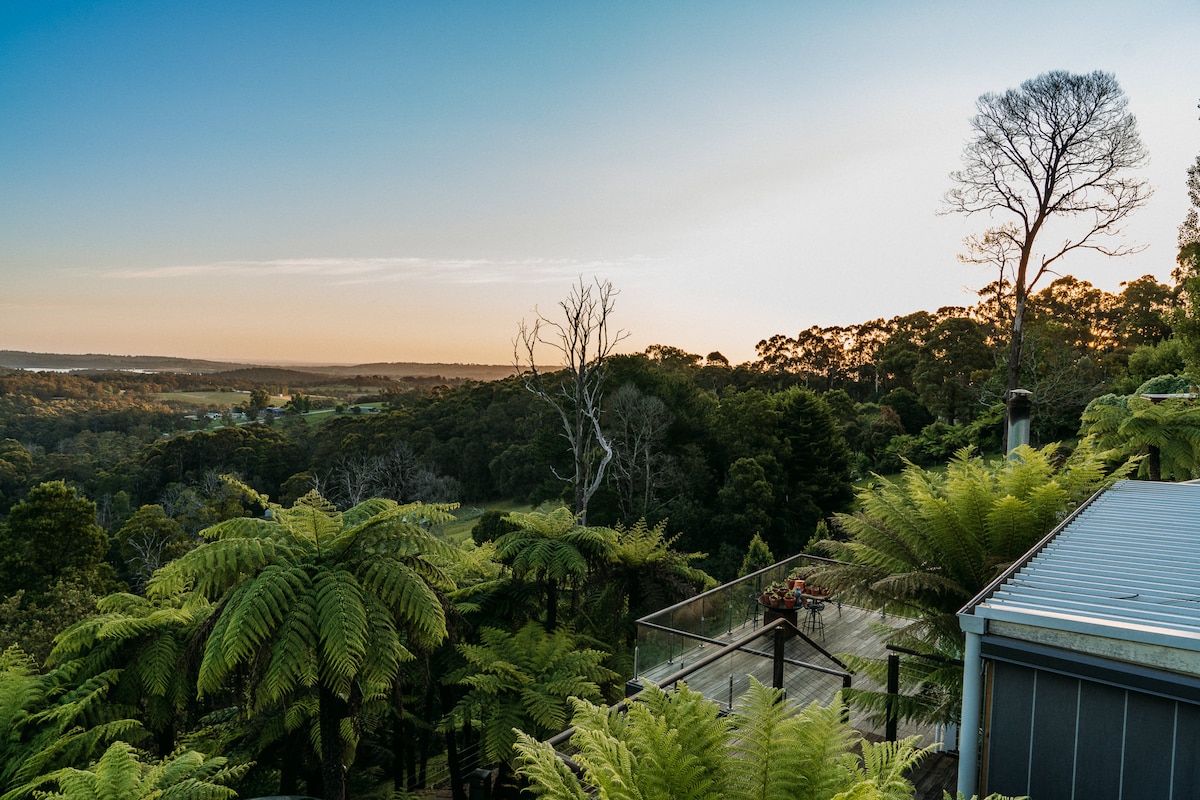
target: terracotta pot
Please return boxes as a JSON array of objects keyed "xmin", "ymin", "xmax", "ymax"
[{"xmin": 784, "ymin": 595, "xmax": 796, "ymax": 608}]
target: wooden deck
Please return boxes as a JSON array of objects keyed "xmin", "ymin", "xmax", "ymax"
[
  {"xmin": 635, "ymin": 603, "xmax": 961, "ymax": 799},
  {"xmin": 636, "ymin": 599, "xmax": 942, "ymax": 744}
]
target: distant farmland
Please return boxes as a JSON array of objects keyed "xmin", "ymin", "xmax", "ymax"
[{"xmin": 157, "ymin": 390, "xmax": 248, "ymax": 406}]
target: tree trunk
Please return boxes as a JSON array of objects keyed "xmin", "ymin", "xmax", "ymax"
[
  {"xmin": 440, "ymin": 684, "xmax": 468, "ymax": 800},
  {"xmin": 418, "ymin": 679, "xmax": 436, "ymax": 788},
  {"xmin": 1007, "ymin": 294, "xmax": 1026, "ymax": 392},
  {"xmin": 1148, "ymin": 445, "xmax": 1162, "ymax": 481},
  {"xmin": 392, "ymin": 681, "xmax": 407, "ymax": 791},
  {"xmin": 319, "ymin": 685, "xmax": 349, "ymax": 800},
  {"xmin": 574, "ymin": 399, "xmax": 589, "ymax": 524},
  {"xmin": 279, "ymin": 728, "xmax": 304, "ymax": 795},
  {"xmin": 153, "ymin": 724, "xmax": 176, "ymax": 759},
  {"xmin": 545, "ymin": 576, "xmax": 559, "ymax": 631}
]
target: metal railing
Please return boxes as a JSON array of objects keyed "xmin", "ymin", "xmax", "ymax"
[{"xmin": 633, "ymin": 553, "xmax": 842, "ymax": 681}]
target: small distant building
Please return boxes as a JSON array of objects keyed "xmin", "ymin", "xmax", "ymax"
[{"xmin": 957, "ymin": 480, "xmax": 1200, "ymax": 800}]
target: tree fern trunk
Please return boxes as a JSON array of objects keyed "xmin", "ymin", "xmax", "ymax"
[
  {"xmin": 392, "ymin": 680, "xmax": 407, "ymax": 791},
  {"xmin": 440, "ymin": 684, "xmax": 468, "ymax": 800},
  {"xmin": 319, "ymin": 685, "xmax": 349, "ymax": 800},
  {"xmin": 418, "ymin": 679, "xmax": 435, "ymax": 788},
  {"xmin": 154, "ymin": 723, "xmax": 176, "ymax": 759},
  {"xmin": 545, "ymin": 576, "xmax": 559, "ymax": 631},
  {"xmin": 279, "ymin": 729, "xmax": 303, "ymax": 795}
]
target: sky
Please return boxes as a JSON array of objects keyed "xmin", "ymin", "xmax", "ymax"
[{"xmin": 1, "ymin": 1, "xmax": 1198, "ymax": 366}]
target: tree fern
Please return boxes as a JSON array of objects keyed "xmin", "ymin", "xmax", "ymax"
[
  {"xmin": 513, "ymin": 730, "xmax": 592, "ymax": 800},
  {"xmin": 1081, "ymin": 393, "xmax": 1200, "ymax": 480},
  {"xmin": 0, "ymin": 647, "xmax": 145, "ymax": 800},
  {"xmin": 815, "ymin": 443, "xmax": 1121, "ymax": 729},
  {"xmin": 146, "ymin": 490, "xmax": 461, "ymax": 800},
  {"xmin": 450, "ymin": 622, "xmax": 617, "ymax": 765},
  {"xmin": 16, "ymin": 740, "xmax": 247, "ymax": 800},
  {"xmin": 582, "ymin": 519, "xmax": 715, "ymax": 648},
  {"xmin": 515, "ymin": 680, "xmax": 928, "ymax": 800},
  {"xmin": 494, "ymin": 508, "xmax": 618, "ymax": 630}
]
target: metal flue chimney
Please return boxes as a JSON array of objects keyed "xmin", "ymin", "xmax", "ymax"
[{"xmin": 1005, "ymin": 389, "xmax": 1032, "ymax": 454}]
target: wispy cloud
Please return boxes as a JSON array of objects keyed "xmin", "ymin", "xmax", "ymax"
[{"xmin": 105, "ymin": 256, "xmax": 654, "ymax": 285}]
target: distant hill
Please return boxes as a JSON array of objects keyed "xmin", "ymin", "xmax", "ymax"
[
  {"xmin": 0, "ymin": 350, "xmax": 514, "ymax": 382},
  {"xmin": 302, "ymin": 362, "xmax": 515, "ymax": 381}
]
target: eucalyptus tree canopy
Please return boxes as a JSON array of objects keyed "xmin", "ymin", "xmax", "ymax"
[
  {"xmin": 1179, "ymin": 100, "xmax": 1200, "ymax": 275},
  {"xmin": 1171, "ymin": 101, "xmax": 1200, "ymax": 371},
  {"xmin": 0, "ymin": 481, "xmax": 112, "ymax": 599},
  {"xmin": 947, "ymin": 70, "xmax": 1150, "ymax": 392}
]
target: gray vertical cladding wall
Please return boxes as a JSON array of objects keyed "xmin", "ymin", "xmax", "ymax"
[{"xmin": 981, "ymin": 640, "xmax": 1200, "ymax": 800}]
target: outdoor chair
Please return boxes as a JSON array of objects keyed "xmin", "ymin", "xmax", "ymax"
[
  {"xmin": 802, "ymin": 598, "xmax": 825, "ymax": 640},
  {"xmin": 743, "ymin": 592, "xmax": 762, "ymax": 629}
]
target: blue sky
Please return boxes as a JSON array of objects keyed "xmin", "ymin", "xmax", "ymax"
[{"xmin": 1, "ymin": 1, "xmax": 1198, "ymax": 365}]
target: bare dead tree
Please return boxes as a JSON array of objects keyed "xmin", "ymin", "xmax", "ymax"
[
  {"xmin": 514, "ymin": 277, "xmax": 629, "ymax": 524},
  {"xmin": 946, "ymin": 70, "xmax": 1150, "ymax": 392},
  {"xmin": 125, "ymin": 531, "xmax": 178, "ymax": 591},
  {"xmin": 323, "ymin": 444, "xmax": 461, "ymax": 508},
  {"xmin": 330, "ymin": 454, "xmax": 381, "ymax": 507},
  {"xmin": 608, "ymin": 382, "xmax": 674, "ymax": 520}
]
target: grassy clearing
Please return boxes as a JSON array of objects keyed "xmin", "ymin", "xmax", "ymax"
[
  {"xmin": 297, "ymin": 403, "xmax": 386, "ymax": 425},
  {"xmin": 157, "ymin": 390, "xmax": 246, "ymax": 407},
  {"xmin": 440, "ymin": 500, "xmax": 535, "ymax": 544}
]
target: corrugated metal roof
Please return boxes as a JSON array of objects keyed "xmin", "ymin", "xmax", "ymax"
[{"xmin": 963, "ymin": 480, "xmax": 1200, "ymax": 652}]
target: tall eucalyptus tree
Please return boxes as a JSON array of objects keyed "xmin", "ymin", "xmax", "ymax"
[{"xmin": 947, "ymin": 70, "xmax": 1150, "ymax": 391}]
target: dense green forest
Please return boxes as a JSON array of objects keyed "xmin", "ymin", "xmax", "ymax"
[{"xmin": 0, "ymin": 265, "xmax": 1187, "ymax": 561}]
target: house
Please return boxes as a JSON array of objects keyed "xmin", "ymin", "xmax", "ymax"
[{"xmin": 957, "ymin": 480, "xmax": 1200, "ymax": 800}]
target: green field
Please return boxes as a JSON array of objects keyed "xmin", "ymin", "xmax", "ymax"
[
  {"xmin": 157, "ymin": 390, "xmax": 245, "ymax": 407},
  {"xmin": 440, "ymin": 500, "xmax": 536, "ymax": 544}
]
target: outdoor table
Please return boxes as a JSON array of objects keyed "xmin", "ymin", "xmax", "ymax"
[{"xmin": 757, "ymin": 596, "xmax": 800, "ymax": 632}]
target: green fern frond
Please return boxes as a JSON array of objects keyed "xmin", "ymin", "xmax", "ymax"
[
  {"xmin": 134, "ymin": 633, "xmax": 180, "ymax": 698},
  {"xmin": 16, "ymin": 741, "xmax": 245, "ymax": 800},
  {"xmin": 258, "ymin": 592, "xmax": 318, "ymax": 708},
  {"xmin": 314, "ymin": 570, "xmax": 368, "ymax": 696},
  {"xmin": 837, "ymin": 736, "xmax": 929, "ymax": 800},
  {"xmin": 341, "ymin": 496, "xmax": 396, "ymax": 527},
  {"xmin": 221, "ymin": 564, "xmax": 310, "ymax": 666},
  {"xmin": 196, "ymin": 592, "xmax": 240, "ymax": 697},
  {"xmin": 513, "ymin": 730, "xmax": 592, "ymax": 800},
  {"xmin": 355, "ymin": 559, "xmax": 447, "ymax": 647},
  {"xmin": 148, "ymin": 536, "xmax": 295, "ymax": 601}
]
